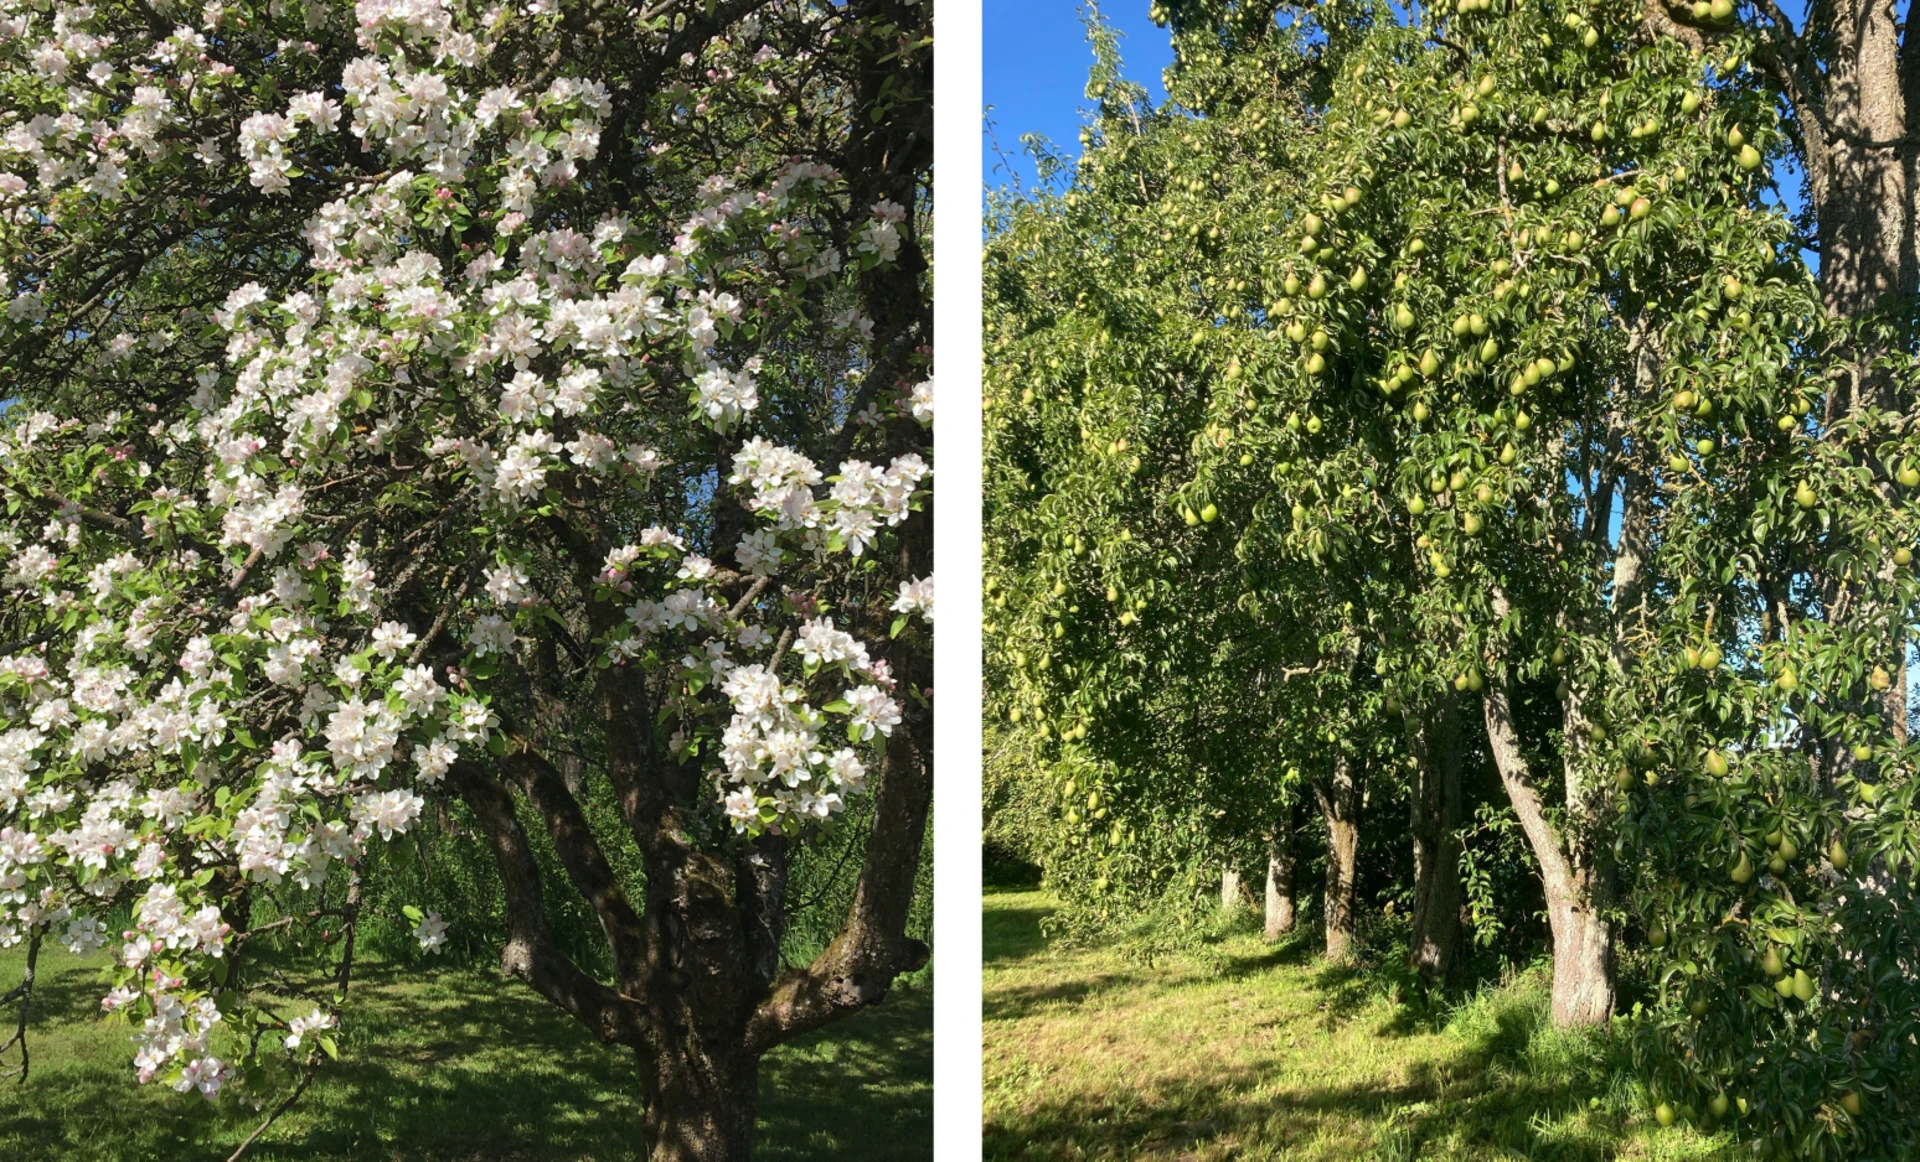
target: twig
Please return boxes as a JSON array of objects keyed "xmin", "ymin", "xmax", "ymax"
[
  {"xmin": 226, "ymin": 546, "xmax": 265, "ymax": 593},
  {"xmin": 727, "ymin": 574, "xmax": 772, "ymax": 620},
  {"xmin": 225, "ymin": 1068, "xmax": 315, "ymax": 1162},
  {"xmin": 0, "ymin": 931, "xmax": 42, "ymax": 1083},
  {"xmin": 408, "ymin": 578, "xmax": 474, "ymax": 666}
]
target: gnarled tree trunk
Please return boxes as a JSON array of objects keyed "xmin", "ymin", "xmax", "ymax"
[
  {"xmin": 1313, "ymin": 756, "xmax": 1360, "ymax": 963},
  {"xmin": 639, "ymin": 1046, "xmax": 758, "ymax": 1162}
]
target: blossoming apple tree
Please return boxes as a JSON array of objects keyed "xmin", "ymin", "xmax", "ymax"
[{"xmin": 0, "ymin": 0, "xmax": 932, "ymax": 1157}]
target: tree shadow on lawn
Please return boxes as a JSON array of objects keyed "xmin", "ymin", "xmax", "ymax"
[
  {"xmin": 2, "ymin": 955, "xmax": 929, "ymax": 1162},
  {"xmin": 984, "ymin": 895, "xmax": 1054, "ymax": 964},
  {"xmin": 986, "ymin": 973, "xmax": 1654, "ymax": 1162}
]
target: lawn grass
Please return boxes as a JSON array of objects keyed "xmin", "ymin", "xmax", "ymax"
[
  {"xmin": 0, "ymin": 943, "xmax": 930, "ymax": 1161},
  {"xmin": 984, "ymin": 889, "xmax": 1735, "ymax": 1162}
]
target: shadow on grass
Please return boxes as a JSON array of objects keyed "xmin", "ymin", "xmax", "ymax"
[
  {"xmin": 984, "ymin": 896, "xmax": 1053, "ymax": 964},
  {"xmin": 984, "ymin": 894, "xmax": 1686, "ymax": 1162},
  {"xmin": 3, "ymin": 952, "xmax": 929, "ymax": 1162},
  {"xmin": 985, "ymin": 1001, "xmax": 1635, "ymax": 1162}
]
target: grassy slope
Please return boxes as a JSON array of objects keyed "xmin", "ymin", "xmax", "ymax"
[
  {"xmin": 984, "ymin": 890, "xmax": 1734, "ymax": 1162},
  {"xmin": 0, "ymin": 944, "xmax": 930, "ymax": 1161}
]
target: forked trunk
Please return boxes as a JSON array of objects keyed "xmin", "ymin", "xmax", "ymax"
[
  {"xmin": 640, "ymin": 1040, "xmax": 759, "ymax": 1162},
  {"xmin": 1313, "ymin": 757, "xmax": 1360, "ymax": 962},
  {"xmin": 1264, "ymin": 813, "xmax": 1297, "ymax": 941},
  {"xmin": 1482, "ymin": 679, "xmax": 1615, "ymax": 1026},
  {"xmin": 1406, "ymin": 698, "xmax": 1464, "ymax": 986}
]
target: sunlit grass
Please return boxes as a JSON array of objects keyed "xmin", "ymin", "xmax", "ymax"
[
  {"xmin": 984, "ymin": 890, "xmax": 1732, "ymax": 1162},
  {"xmin": 0, "ymin": 943, "xmax": 929, "ymax": 1161}
]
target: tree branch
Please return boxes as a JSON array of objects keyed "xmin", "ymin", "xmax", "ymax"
[{"xmin": 449, "ymin": 761, "xmax": 650, "ymax": 1046}]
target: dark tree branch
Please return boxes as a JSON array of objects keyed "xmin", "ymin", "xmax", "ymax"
[{"xmin": 449, "ymin": 761, "xmax": 650, "ymax": 1046}]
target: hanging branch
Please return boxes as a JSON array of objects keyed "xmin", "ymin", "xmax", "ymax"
[{"xmin": 0, "ymin": 930, "xmax": 43, "ymax": 1083}]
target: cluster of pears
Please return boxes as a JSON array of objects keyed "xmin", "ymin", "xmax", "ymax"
[
  {"xmin": 1180, "ymin": 500, "xmax": 1220, "ymax": 525},
  {"xmin": 1682, "ymin": 641, "xmax": 1723, "ymax": 670},
  {"xmin": 1599, "ymin": 182, "xmax": 1653, "ymax": 229},
  {"xmin": 1675, "ymin": 0, "xmax": 1736, "ymax": 26},
  {"xmin": 1758, "ymin": 941, "xmax": 1820, "ymax": 1003},
  {"xmin": 1554, "ymin": 10, "xmax": 1605, "ymax": 46}
]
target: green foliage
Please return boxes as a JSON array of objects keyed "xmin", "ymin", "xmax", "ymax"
[{"xmin": 986, "ymin": 2, "xmax": 1920, "ymax": 1157}]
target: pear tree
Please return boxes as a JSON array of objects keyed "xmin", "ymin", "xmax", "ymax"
[{"xmin": 988, "ymin": 0, "xmax": 1920, "ymax": 1155}]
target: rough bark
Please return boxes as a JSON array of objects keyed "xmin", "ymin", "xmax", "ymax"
[
  {"xmin": 637, "ymin": 1045, "xmax": 759, "ymax": 1162},
  {"xmin": 1312, "ymin": 756, "xmax": 1360, "ymax": 963},
  {"xmin": 1264, "ymin": 811, "xmax": 1298, "ymax": 941},
  {"xmin": 448, "ymin": 762, "xmax": 652, "ymax": 1047},
  {"xmin": 1815, "ymin": 0, "xmax": 1912, "ymax": 397},
  {"xmin": 1405, "ymin": 697, "xmax": 1464, "ymax": 986}
]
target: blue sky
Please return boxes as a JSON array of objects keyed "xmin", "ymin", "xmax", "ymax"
[
  {"xmin": 982, "ymin": 1, "xmax": 1821, "ymax": 221},
  {"xmin": 983, "ymin": 0, "xmax": 1171, "ymax": 193}
]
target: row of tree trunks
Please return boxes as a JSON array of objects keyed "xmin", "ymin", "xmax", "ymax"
[{"xmin": 1215, "ymin": 718, "xmax": 1462, "ymax": 978}]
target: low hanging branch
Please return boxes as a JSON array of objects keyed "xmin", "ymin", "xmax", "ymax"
[{"xmin": 0, "ymin": 932, "xmax": 41, "ymax": 1084}]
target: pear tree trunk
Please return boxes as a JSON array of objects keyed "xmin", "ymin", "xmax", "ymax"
[
  {"xmin": 1482, "ymin": 679, "xmax": 1615, "ymax": 1025},
  {"xmin": 1264, "ymin": 812, "xmax": 1298, "ymax": 941},
  {"xmin": 1313, "ymin": 757, "xmax": 1360, "ymax": 963},
  {"xmin": 1220, "ymin": 866, "xmax": 1243, "ymax": 912},
  {"xmin": 1406, "ymin": 698, "xmax": 1465, "ymax": 986}
]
